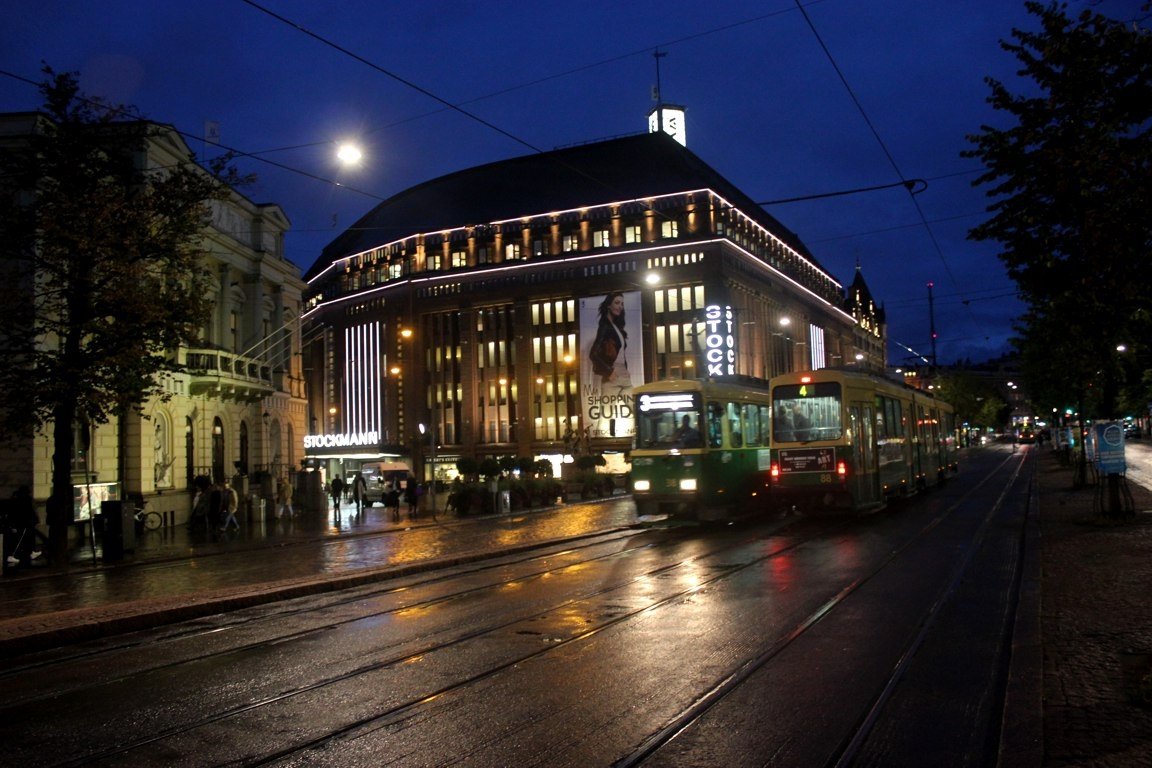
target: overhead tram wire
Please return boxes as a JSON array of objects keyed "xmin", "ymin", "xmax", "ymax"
[
  {"xmin": 792, "ymin": 0, "xmax": 980, "ymax": 330},
  {"xmin": 0, "ymin": 67, "xmax": 389, "ymax": 206}
]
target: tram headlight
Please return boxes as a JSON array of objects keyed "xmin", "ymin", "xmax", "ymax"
[
  {"xmin": 679, "ymin": 478, "xmax": 698, "ymax": 492},
  {"xmin": 634, "ymin": 479, "xmax": 651, "ymax": 492}
]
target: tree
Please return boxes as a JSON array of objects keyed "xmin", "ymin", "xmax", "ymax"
[
  {"xmin": 932, "ymin": 370, "xmax": 1008, "ymax": 433},
  {"xmin": 0, "ymin": 69, "xmax": 247, "ymax": 560},
  {"xmin": 964, "ymin": 2, "xmax": 1152, "ymax": 421}
]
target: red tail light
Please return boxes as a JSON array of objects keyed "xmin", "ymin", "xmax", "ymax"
[
  {"xmin": 837, "ymin": 460, "xmax": 847, "ymax": 477},
  {"xmin": 770, "ymin": 463, "xmax": 780, "ymax": 481}
]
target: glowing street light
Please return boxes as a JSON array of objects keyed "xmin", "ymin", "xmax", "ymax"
[{"xmin": 336, "ymin": 142, "xmax": 363, "ymax": 165}]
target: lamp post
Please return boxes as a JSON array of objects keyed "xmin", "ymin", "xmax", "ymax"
[
  {"xmin": 497, "ymin": 377, "xmax": 508, "ymax": 444},
  {"xmin": 419, "ymin": 421, "xmax": 437, "ymax": 519}
]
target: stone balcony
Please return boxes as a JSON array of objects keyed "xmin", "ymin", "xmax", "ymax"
[{"xmin": 183, "ymin": 347, "xmax": 276, "ymax": 401}]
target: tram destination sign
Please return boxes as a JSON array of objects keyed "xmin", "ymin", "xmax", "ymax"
[{"xmin": 779, "ymin": 448, "xmax": 835, "ymax": 474}]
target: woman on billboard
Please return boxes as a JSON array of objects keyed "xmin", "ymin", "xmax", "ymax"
[
  {"xmin": 589, "ymin": 292, "xmax": 631, "ymax": 390},
  {"xmin": 586, "ymin": 291, "xmax": 634, "ymax": 438}
]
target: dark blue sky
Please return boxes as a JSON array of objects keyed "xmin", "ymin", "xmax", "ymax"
[{"xmin": 1, "ymin": 0, "xmax": 1142, "ymax": 365}]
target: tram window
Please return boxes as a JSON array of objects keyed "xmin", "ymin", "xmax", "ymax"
[
  {"xmin": 772, "ymin": 382, "xmax": 843, "ymax": 442},
  {"xmin": 741, "ymin": 403, "xmax": 764, "ymax": 447},
  {"xmin": 635, "ymin": 392, "xmax": 703, "ymax": 448},
  {"xmin": 706, "ymin": 402, "xmax": 724, "ymax": 448},
  {"xmin": 726, "ymin": 402, "xmax": 743, "ymax": 447}
]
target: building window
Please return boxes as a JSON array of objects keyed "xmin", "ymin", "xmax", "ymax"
[
  {"xmin": 428, "ymin": 252, "xmax": 442, "ymax": 271},
  {"xmin": 661, "ymin": 220, "xmax": 679, "ymax": 239},
  {"xmin": 532, "ymin": 238, "xmax": 546, "ymax": 257},
  {"xmin": 624, "ymin": 225, "xmax": 641, "ymax": 244},
  {"xmin": 71, "ymin": 419, "xmax": 89, "ymax": 475},
  {"xmin": 230, "ymin": 311, "xmax": 239, "ymax": 352},
  {"xmin": 477, "ymin": 246, "xmax": 491, "ymax": 265},
  {"xmin": 505, "ymin": 242, "xmax": 522, "ymax": 261},
  {"xmin": 562, "ymin": 234, "xmax": 578, "ymax": 252},
  {"xmin": 593, "ymin": 229, "xmax": 610, "ymax": 248},
  {"xmin": 451, "ymin": 249, "xmax": 467, "ymax": 268}
]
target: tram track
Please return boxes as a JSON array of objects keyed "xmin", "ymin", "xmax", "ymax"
[
  {"xmin": 7, "ymin": 450, "xmax": 1030, "ymax": 767},
  {"xmin": 31, "ymin": 513, "xmax": 829, "ymax": 764},
  {"xmin": 616, "ymin": 449, "xmax": 1031, "ymax": 767}
]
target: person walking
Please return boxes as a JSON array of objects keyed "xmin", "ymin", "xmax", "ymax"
[
  {"xmin": 219, "ymin": 479, "xmax": 240, "ymax": 532},
  {"xmin": 5, "ymin": 486, "xmax": 42, "ymax": 566},
  {"xmin": 403, "ymin": 479, "xmax": 417, "ymax": 520},
  {"xmin": 385, "ymin": 482, "xmax": 401, "ymax": 522},
  {"xmin": 276, "ymin": 476, "xmax": 294, "ymax": 518},
  {"xmin": 351, "ymin": 472, "xmax": 368, "ymax": 515},
  {"xmin": 188, "ymin": 476, "xmax": 212, "ymax": 533},
  {"xmin": 330, "ymin": 476, "xmax": 345, "ymax": 518}
]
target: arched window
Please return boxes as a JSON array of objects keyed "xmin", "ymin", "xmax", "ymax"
[{"xmin": 269, "ymin": 419, "xmax": 282, "ymax": 474}]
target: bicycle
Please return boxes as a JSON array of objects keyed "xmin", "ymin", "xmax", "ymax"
[{"xmin": 134, "ymin": 505, "xmax": 163, "ymax": 532}]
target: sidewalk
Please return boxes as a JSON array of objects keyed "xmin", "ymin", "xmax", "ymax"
[
  {"xmin": 0, "ymin": 494, "xmax": 638, "ymax": 657},
  {"xmin": 1034, "ymin": 447, "xmax": 1152, "ymax": 766}
]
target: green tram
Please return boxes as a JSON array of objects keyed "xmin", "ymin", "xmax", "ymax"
[
  {"xmin": 631, "ymin": 377, "xmax": 775, "ymax": 522},
  {"xmin": 768, "ymin": 369, "xmax": 958, "ymax": 513}
]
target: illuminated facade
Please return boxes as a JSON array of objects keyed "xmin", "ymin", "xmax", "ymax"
[
  {"xmin": 301, "ymin": 131, "xmax": 883, "ymax": 482},
  {"xmin": 0, "ymin": 115, "xmax": 308, "ymax": 523}
]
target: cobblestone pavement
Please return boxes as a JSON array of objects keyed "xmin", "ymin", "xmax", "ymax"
[{"xmin": 1038, "ymin": 441, "xmax": 1152, "ymax": 767}]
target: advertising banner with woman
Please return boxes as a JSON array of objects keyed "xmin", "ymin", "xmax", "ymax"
[{"xmin": 580, "ymin": 291, "xmax": 644, "ymax": 439}]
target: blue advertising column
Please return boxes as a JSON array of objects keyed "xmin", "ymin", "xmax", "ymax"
[{"xmin": 1092, "ymin": 422, "xmax": 1128, "ymax": 517}]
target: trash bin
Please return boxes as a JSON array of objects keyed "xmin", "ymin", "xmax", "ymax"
[{"xmin": 101, "ymin": 500, "xmax": 135, "ymax": 561}]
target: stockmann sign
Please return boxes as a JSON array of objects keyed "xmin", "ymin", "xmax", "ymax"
[{"xmin": 303, "ymin": 431, "xmax": 380, "ymax": 450}]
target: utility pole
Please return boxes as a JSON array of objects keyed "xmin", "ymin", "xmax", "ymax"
[{"xmin": 927, "ymin": 281, "xmax": 938, "ymax": 369}]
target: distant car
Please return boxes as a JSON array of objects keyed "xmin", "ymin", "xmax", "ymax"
[
  {"xmin": 1124, "ymin": 424, "xmax": 1142, "ymax": 439},
  {"xmin": 1017, "ymin": 430, "xmax": 1035, "ymax": 443}
]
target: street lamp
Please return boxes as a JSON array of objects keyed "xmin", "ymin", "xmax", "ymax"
[
  {"xmin": 419, "ymin": 422, "xmax": 437, "ymax": 518},
  {"xmin": 497, "ymin": 377, "xmax": 508, "ymax": 443}
]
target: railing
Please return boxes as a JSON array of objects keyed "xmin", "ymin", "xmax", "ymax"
[{"xmin": 183, "ymin": 348, "xmax": 276, "ymax": 401}]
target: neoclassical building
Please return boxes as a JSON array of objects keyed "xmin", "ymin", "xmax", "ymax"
[
  {"xmin": 301, "ymin": 129, "xmax": 885, "ymax": 484},
  {"xmin": 0, "ymin": 114, "xmax": 309, "ymax": 528}
]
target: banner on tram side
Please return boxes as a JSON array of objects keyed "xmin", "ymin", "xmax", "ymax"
[{"xmin": 580, "ymin": 291, "xmax": 644, "ymax": 440}]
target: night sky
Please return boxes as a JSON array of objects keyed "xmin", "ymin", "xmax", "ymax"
[{"xmin": 1, "ymin": 0, "xmax": 1143, "ymax": 365}]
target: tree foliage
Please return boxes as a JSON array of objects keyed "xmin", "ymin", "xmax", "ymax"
[
  {"xmin": 964, "ymin": 2, "xmax": 1152, "ymax": 418},
  {"xmin": 0, "ymin": 68, "xmax": 248, "ymax": 553}
]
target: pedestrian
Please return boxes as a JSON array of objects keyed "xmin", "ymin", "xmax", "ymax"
[
  {"xmin": 276, "ymin": 476, "xmax": 294, "ymax": 518},
  {"xmin": 385, "ymin": 482, "xmax": 401, "ymax": 522},
  {"xmin": 351, "ymin": 472, "xmax": 368, "ymax": 514},
  {"xmin": 219, "ymin": 479, "xmax": 240, "ymax": 532},
  {"xmin": 5, "ymin": 486, "xmax": 42, "ymax": 566},
  {"xmin": 188, "ymin": 476, "xmax": 212, "ymax": 533},
  {"xmin": 404, "ymin": 479, "xmax": 417, "ymax": 519},
  {"xmin": 208, "ymin": 480, "xmax": 225, "ymax": 531},
  {"xmin": 330, "ymin": 476, "xmax": 345, "ymax": 517}
]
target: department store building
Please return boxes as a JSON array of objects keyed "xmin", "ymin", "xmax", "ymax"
[{"xmin": 301, "ymin": 126, "xmax": 885, "ymax": 485}]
